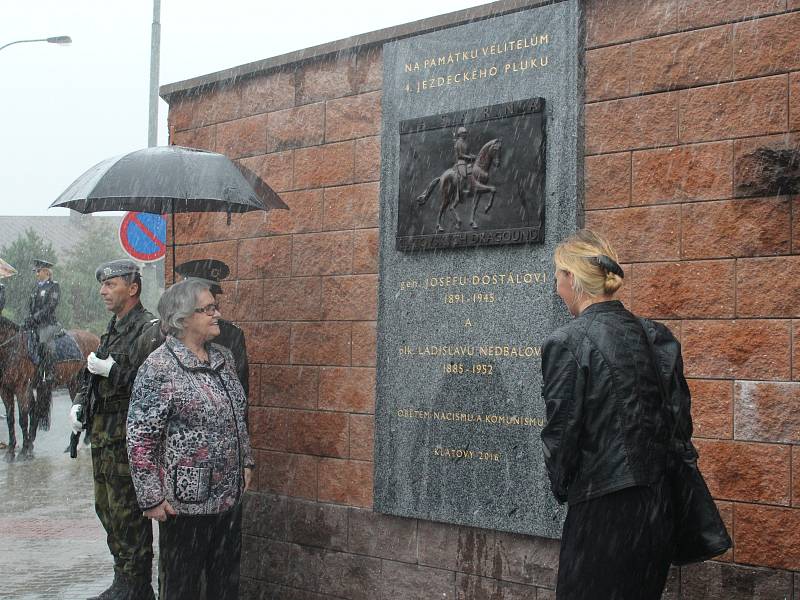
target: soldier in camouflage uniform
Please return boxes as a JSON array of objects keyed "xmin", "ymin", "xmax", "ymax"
[
  {"xmin": 70, "ymin": 259, "xmax": 156, "ymax": 600},
  {"xmin": 135, "ymin": 259, "xmax": 249, "ymax": 396}
]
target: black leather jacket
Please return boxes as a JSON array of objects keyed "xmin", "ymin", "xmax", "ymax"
[{"xmin": 540, "ymin": 301, "xmax": 692, "ymax": 505}]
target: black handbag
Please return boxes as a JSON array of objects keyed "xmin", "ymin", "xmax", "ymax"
[{"xmin": 640, "ymin": 320, "xmax": 732, "ymax": 566}]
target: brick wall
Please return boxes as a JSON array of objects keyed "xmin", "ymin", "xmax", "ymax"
[
  {"xmin": 164, "ymin": 1, "xmax": 800, "ymax": 597},
  {"xmin": 583, "ymin": 0, "xmax": 800, "ymax": 596}
]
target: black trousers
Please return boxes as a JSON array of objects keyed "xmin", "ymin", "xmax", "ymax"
[
  {"xmin": 556, "ymin": 479, "xmax": 674, "ymax": 600},
  {"xmin": 158, "ymin": 503, "xmax": 242, "ymax": 600}
]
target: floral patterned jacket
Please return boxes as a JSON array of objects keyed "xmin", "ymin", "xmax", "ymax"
[{"xmin": 127, "ymin": 336, "xmax": 254, "ymax": 515}]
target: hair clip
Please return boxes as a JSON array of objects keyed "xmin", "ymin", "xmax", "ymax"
[{"xmin": 590, "ymin": 255, "xmax": 624, "ymax": 278}]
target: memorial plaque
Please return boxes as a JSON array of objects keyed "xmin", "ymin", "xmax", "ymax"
[
  {"xmin": 375, "ymin": 0, "xmax": 581, "ymax": 538},
  {"xmin": 397, "ymin": 98, "xmax": 546, "ymax": 250}
]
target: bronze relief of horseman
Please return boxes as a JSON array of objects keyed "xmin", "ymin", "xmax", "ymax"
[
  {"xmin": 416, "ymin": 126, "xmax": 503, "ymax": 232},
  {"xmin": 397, "ymin": 98, "xmax": 546, "ymax": 251}
]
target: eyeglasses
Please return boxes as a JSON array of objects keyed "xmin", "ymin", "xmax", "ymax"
[{"xmin": 194, "ymin": 303, "xmax": 220, "ymax": 316}]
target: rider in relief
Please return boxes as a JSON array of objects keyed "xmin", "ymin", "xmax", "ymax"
[{"xmin": 453, "ymin": 126, "xmax": 475, "ymax": 201}]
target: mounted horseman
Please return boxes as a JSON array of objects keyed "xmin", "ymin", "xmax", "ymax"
[{"xmin": 23, "ymin": 259, "xmax": 61, "ymax": 385}]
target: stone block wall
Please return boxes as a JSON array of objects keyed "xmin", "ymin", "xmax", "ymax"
[
  {"xmin": 163, "ymin": 0, "xmax": 800, "ymax": 597},
  {"xmin": 583, "ymin": 0, "xmax": 800, "ymax": 596}
]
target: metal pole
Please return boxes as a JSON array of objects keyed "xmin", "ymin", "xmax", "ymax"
[
  {"xmin": 148, "ymin": 0, "xmax": 161, "ymax": 147},
  {"xmin": 0, "ymin": 36, "xmax": 71, "ymax": 52},
  {"xmin": 0, "ymin": 38, "xmax": 47, "ymax": 52}
]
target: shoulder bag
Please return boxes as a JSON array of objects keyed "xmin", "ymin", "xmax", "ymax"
[{"xmin": 640, "ymin": 319, "xmax": 732, "ymax": 566}]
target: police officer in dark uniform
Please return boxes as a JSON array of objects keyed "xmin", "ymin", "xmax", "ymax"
[
  {"xmin": 24, "ymin": 259, "xmax": 62, "ymax": 383},
  {"xmin": 135, "ymin": 259, "xmax": 249, "ymax": 396},
  {"xmin": 70, "ymin": 259, "xmax": 156, "ymax": 600}
]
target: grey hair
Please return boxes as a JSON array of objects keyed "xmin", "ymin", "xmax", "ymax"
[{"xmin": 158, "ymin": 278, "xmax": 211, "ymax": 338}]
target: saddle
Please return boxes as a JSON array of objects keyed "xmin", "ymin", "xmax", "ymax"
[
  {"xmin": 457, "ymin": 161, "xmax": 473, "ymax": 178},
  {"xmin": 25, "ymin": 330, "xmax": 82, "ymax": 364}
]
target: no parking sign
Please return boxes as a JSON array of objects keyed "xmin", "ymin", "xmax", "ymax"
[{"xmin": 118, "ymin": 212, "xmax": 166, "ymax": 262}]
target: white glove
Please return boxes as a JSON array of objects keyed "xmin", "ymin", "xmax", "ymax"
[
  {"xmin": 87, "ymin": 352, "xmax": 115, "ymax": 377},
  {"xmin": 69, "ymin": 404, "xmax": 83, "ymax": 435}
]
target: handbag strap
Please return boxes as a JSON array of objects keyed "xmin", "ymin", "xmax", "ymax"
[{"xmin": 638, "ymin": 319, "xmax": 681, "ymax": 445}]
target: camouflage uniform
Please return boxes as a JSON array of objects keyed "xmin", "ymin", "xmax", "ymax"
[{"xmin": 79, "ymin": 301, "xmax": 156, "ymax": 586}]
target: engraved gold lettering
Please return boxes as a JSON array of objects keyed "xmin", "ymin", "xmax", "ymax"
[
  {"xmin": 477, "ymin": 345, "xmax": 542, "ymax": 358},
  {"xmin": 395, "ymin": 408, "xmax": 543, "ymax": 427}
]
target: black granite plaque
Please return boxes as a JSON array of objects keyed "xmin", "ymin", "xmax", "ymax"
[
  {"xmin": 397, "ymin": 98, "xmax": 546, "ymax": 251},
  {"xmin": 375, "ymin": 0, "xmax": 581, "ymax": 538}
]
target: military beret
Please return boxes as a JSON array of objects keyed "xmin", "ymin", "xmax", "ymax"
[
  {"xmin": 32, "ymin": 259, "xmax": 54, "ymax": 270},
  {"xmin": 95, "ymin": 259, "xmax": 140, "ymax": 283},
  {"xmin": 175, "ymin": 259, "xmax": 229, "ymax": 294}
]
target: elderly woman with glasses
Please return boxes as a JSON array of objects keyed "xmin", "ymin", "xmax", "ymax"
[{"xmin": 127, "ymin": 278, "xmax": 254, "ymax": 600}]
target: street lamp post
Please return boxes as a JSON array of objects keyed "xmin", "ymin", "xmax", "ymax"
[
  {"xmin": 148, "ymin": 0, "xmax": 161, "ymax": 148},
  {"xmin": 0, "ymin": 36, "xmax": 72, "ymax": 53}
]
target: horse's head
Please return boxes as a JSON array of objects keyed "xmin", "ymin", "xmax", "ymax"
[
  {"xmin": 491, "ymin": 138, "xmax": 502, "ymax": 166},
  {"xmin": 477, "ymin": 138, "xmax": 502, "ymax": 169}
]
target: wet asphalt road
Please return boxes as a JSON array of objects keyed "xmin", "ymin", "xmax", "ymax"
[{"xmin": 0, "ymin": 391, "xmax": 158, "ymax": 600}]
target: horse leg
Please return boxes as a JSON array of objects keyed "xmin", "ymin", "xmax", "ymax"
[
  {"xmin": 470, "ymin": 189, "xmax": 484, "ymax": 229},
  {"xmin": 2, "ymin": 389, "xmax": 15, "ymax": 461},
  {"xmin": 28, "ymin": 385, "xmax": 48, "ymax": 452},
  {"xmin": 437, "ymin": 183, "xmax": 451, "ymax": 233},
  {"xmin": 485, "ymin": 188, "xmax": 496, "ymax": 213},
  {"xmin": 470, "ymin": 179, "xmax": 497, "ymax": 213},
  {"xmin": 450, "ymin": 183, "xmax": 463, "ymax": 230},
  {"xmin": 35, "ymin": 382, "xmax": 52, "ymax": 431},
  {"xmin": 19, "ymin": 387, "xmax": 35, "ymax": 460}
]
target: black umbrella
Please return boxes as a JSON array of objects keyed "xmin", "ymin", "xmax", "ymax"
[{"xmin": 50, "ymin": 145, "xmax": 288, "ymax": 216}]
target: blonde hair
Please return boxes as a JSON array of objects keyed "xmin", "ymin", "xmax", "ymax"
[{"xmin": 553, "ymin": 229, "xmax": 624, "ymax": 297}]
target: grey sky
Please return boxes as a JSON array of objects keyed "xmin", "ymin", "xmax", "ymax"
[{"xmin": 1, "ymin": 0, "xmax": 486, "ymax": 217}]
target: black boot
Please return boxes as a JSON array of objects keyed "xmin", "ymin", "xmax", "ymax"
[
  {"xmin": 115, "ymin": 575, "xmax": 155, "ymax": 600},
  {"xmin": 86, "ymin": 572, "xmax": 122, "ymax": 600}
]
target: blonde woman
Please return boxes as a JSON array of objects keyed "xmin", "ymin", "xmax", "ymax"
[{"xmin": 541, "ymin": 230, "xmax": 682, "ymax": 599}]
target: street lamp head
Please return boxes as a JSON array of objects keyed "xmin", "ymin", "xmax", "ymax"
[{"xmin": 46, "ymin": 36, "xmax": 72, "ymax": 45}]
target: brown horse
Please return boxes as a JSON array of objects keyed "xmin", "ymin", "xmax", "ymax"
[
  {"xmin": 0, "ymin": 316, "xmax": 99, "ymax": 460},
  {"xmin": 416, "ymin": 138, "xmax": 503, "ymax": 232}
]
